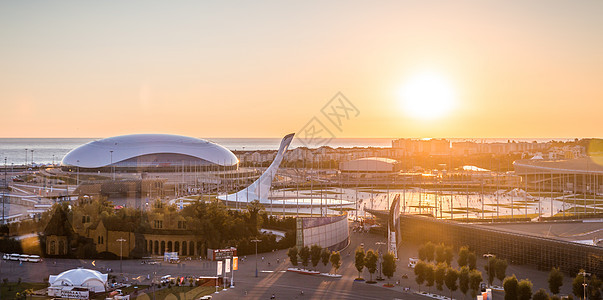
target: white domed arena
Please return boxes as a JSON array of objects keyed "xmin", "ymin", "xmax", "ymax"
[{"xmin": 61, "ymin": 134, "xmax": 238, "ymax": 172}]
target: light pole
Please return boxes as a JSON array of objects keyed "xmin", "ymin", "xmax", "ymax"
[
  {"xmin": 251, "ymin": 239, "xmax": 261, "ymax": 277},
  {"xmin": 483, "ymin": 253, "xmax": 495, "ymax": 287},
  {"xmin": 579, "ymin": 271, "xmax": 590, "ymax": 300},
  {"xmin": 76, "ymin": 160, "xmax": 80, "ymax": 186},
  {"xmin": 31, "ymin": 150, "xmax": 34, "ymax": 167},
  {"xmin": 2, "ymin": 157, "xmax": 6, "ymax": 225},
  {"xmin": 376, "ymin": 242, "xmax": 386, "ymax": 281},
  {"xmin": 117, "ymin": 238, "xmax": 126, "ymax": 275},
  {"xmin": 110, "ymin": 151, "xmax": 115, "ymax": 180}
]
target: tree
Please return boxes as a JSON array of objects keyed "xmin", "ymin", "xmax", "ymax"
[
  {"xmin": 503, "ymin": 275, "xmax": 519, "ymax": 300},
  {"xmin": 287, "ymin": 247, "xmax": 298, "ymax": 266},
  {"xmin": 435, "ymin": 243, "xmax": 446, "ymax": 264},
  {"xmin": 588, "ymin": 275, "xmax": 602, "ymax": 300},
  {"xmin": 425, "ymin": 263, "xmax": 435, "ymax": 291},
  {"xmin": 445, "ymin": 267, "xmax": 459, "ymax": 300},
  {"xmin": 310, "ymin": 245, "xmax": 322, "ymax": 269},
  {"xmin": 548, "ymin": 267, "xmax": 564, "ymax": 295},
  {"xmin": 572, "ymin": 271, "xmax": 586, "ymax": 299},
  {"xmin": 415, "ymin": 261, "xmax": 427, "ymax": 286},
  {"xmin": 458, "ymin": 246, "xmax": 470, "ymax": 267},
  {"xmin": 469, "ymin": 269, "xmax": 483, "ymax": 298},
  {"xmin": 364, "ymin": 250, "xmax": 379, "ymax": 282},
  {"xmin": 424, "ymin": 242, "xmax": 436, "ymax": 262},
  {"xmin": 444, "ymin": 245, "xmax": 454, "ymax": 265},
  {"xmin": 533, "ymin": 288, "xmax": 550, "ymax": 300},
  {"xmin": 330, "ymin": 251, "xmax": 341, "ymax": 275},
  {"xmin": 419, "ymin": 244, "xmax": 427, "ymax": 261},
  {"xmin": 435, "ymin": 263, "xmax": 447, "ymax": 291},
  {"xmin": 485, "ymin": 257, "xmax": 497, "ymax": 286},
  {"xmin": 321, "ymin": 248, "xmax": 331, "ymax": 267},
  {"xmin": 468, "ymin": 251, "xmax": 477, "ymax": 270},
  {"xmin": 495, "ymin": 259, "xmax": 508, "ymax": 284},
  {"xmin": 381, "ymin": 252, "xmax": 396, "ymax": 283},
  {"xmin": 459, "ymin": 266, "xmax": 470, "ymax": 298},
  {"xmin": 299, "ymin": 246, "xmax": 310, "ymax": 268},
  {"xmin": 354, "ymin": 247, "xmax": 365, "ymax": 279},
  {"xmin": 518, "ymin": 279, "xmax": 533, "ymax": 300}
]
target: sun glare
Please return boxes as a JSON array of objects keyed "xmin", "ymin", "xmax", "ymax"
[{"xmin": 398, "ymin": 71, "xmax": 457, "ymax": 120}]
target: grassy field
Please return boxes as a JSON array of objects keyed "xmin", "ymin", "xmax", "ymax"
[
  {"xmin": 0, "ymin": 282, "xmax": 47, "ymax": 300},
  {"xmin": 132, "ymin": 285, "xmax": 216, "ymax": 300}
]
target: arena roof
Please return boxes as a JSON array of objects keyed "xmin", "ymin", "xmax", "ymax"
[
  {"xmin": 61, "ymin": 134, "xmax": 238, "ymax": 168},
  {"xmin": 340, "ymin": 157, "xmax": 399, "ymax": 172},
  {"xmin": 514, "ymin": 157, "xmax": 603, "ymax": 175}
]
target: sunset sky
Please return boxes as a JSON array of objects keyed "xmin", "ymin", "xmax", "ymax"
[{"xmin": 1, "ymin": 1, "xmax": 602, "ymax": 139}]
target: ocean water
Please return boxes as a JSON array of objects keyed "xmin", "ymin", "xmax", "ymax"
[
  {"xmin": 0, "ymin": 137, "xmax": 570, "ymax": 166},
  {"xmin": 0, "ymin": 137, "xmax": 393, "ymax": 165}
]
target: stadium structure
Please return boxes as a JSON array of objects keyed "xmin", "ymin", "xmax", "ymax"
[
  {"xmin": 513, "ymin": 156, "xmax": 603, "ymax": 193},
  {"xmin": 61, "ymin": 134, "xmax": 238, "ymax": 172}
]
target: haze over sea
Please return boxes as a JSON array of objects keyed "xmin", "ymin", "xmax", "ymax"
[{"xmin": 0, "ymin": 137, "xmax": 572, "ymax": 166}]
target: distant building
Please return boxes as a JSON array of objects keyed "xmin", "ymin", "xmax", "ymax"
[
  {"xmin": 392, "ymin": 138, "xmax": 450, "ymax": 156},
  {"xmin": 340, "ymin": 157, "xmax": 399, "ymax": 173}
]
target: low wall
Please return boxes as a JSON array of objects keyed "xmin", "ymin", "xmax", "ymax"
[{"xmin": 296, "ymin": 214, "xmax": 349, "ymax": 251}]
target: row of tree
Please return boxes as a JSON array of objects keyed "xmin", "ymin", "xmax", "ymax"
[
  {"xmin": 287, "ymin": 245, "xmax": 342, "ymax": 274},
  {"xmin": 415, "ymin": 261, "xmax": 483, "ymax": 299},
  {"xmin": 354, "ymin": 247, "xmax": 397, "ymax": 283},
  {"xmin": 503, "ymin": 266, "xmax": 601, "ymax": 300}
]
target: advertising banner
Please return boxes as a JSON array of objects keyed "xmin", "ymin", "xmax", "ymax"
[
  {"xmin": 217, "ymin": 261, "xmax": 223, "ymax": 276},
  {"xmin": 225, "ymin": 258, "xmax": 231, "ymax": 273},
  {"xmin": 233, "ymin": 256, "xmax": 238, "ymax": 270}
]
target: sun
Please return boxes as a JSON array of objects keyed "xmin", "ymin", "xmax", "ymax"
[{"xmin": 398, "ymin": 71, "xmax": 457, "ymax": 120}]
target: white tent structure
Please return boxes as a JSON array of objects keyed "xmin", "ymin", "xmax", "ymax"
[{"xmin": 48, "ymin": 268, "xmax": 108, "ymax": 293}]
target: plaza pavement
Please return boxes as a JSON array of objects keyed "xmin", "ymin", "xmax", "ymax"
[{"xmin": 0, "ymin": 226, "xmax": 578, "ymax": 299}]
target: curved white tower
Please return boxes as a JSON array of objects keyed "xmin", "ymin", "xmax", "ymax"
[{"xmin": 219, "ymin": 133, "xmax": 295, "ymax": 204}]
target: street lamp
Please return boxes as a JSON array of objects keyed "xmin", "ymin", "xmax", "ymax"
[
  {"xmin": 117, "ymin": 238, "xmax": 126, "ymax": 274},
  {"xmin": 483, "ymin": 253, "xmax": 495, "ymax": 287},
  {"xmin": 251, "ymin": 239, "xmax": 261, "ymax": 277},
  {"xmin": 376, "ymin": 242, "xmax": 386, "ymax": 281},
  {"xmin": 579, "ymin": 271, "xmax": 590, "ymax": 300},
  {"xmin": 110, "ymin": 151, "xmax": 115, "ymax": 180},
  {"xmin": 76, "ymin": 160, "xmax": 80, "ymax": 186}
]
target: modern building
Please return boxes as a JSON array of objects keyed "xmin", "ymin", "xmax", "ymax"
[
  {"xmin": 339, "ymin": 157, "xmax": 399, "ymax": 173},
  {"xmin": 61, "ymin": 134, "xmax": 238, "ymax": 172},
  {"xmin": 513, "ymin": 156, "xmax": 603, "ymax": 193}
]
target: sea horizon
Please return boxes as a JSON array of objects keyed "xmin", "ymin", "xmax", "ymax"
[{"xmin": 0, "ymin": 137, "xmax": 578, "ymax": 166}]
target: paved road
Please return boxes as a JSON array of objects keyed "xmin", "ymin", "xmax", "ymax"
[{"xmin": 0, "ymin": 224, "xmax": 577, "ymax": 299}]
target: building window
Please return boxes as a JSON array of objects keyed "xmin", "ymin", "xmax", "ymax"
[{"xmin": 154, "ymin": 220, "xmax": 163, "ymax": 229}]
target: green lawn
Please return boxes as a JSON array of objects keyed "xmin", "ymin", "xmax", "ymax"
[
  {"xmin": 132, "ymin": 285, "xmax": 216, "ymax": 300},
  {"xmin": 0, "ymin": 282, "xmax": 47, "ymax": 300}
]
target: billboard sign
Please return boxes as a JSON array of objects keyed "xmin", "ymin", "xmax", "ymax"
[{"xmin": 207, "ymin": 247, "xmax": 237, "ymax": 261}]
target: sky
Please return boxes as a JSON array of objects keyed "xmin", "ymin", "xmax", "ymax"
[{"xmin": 1, "ymin": 1, "xmax": 602, "ymax": 139}]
